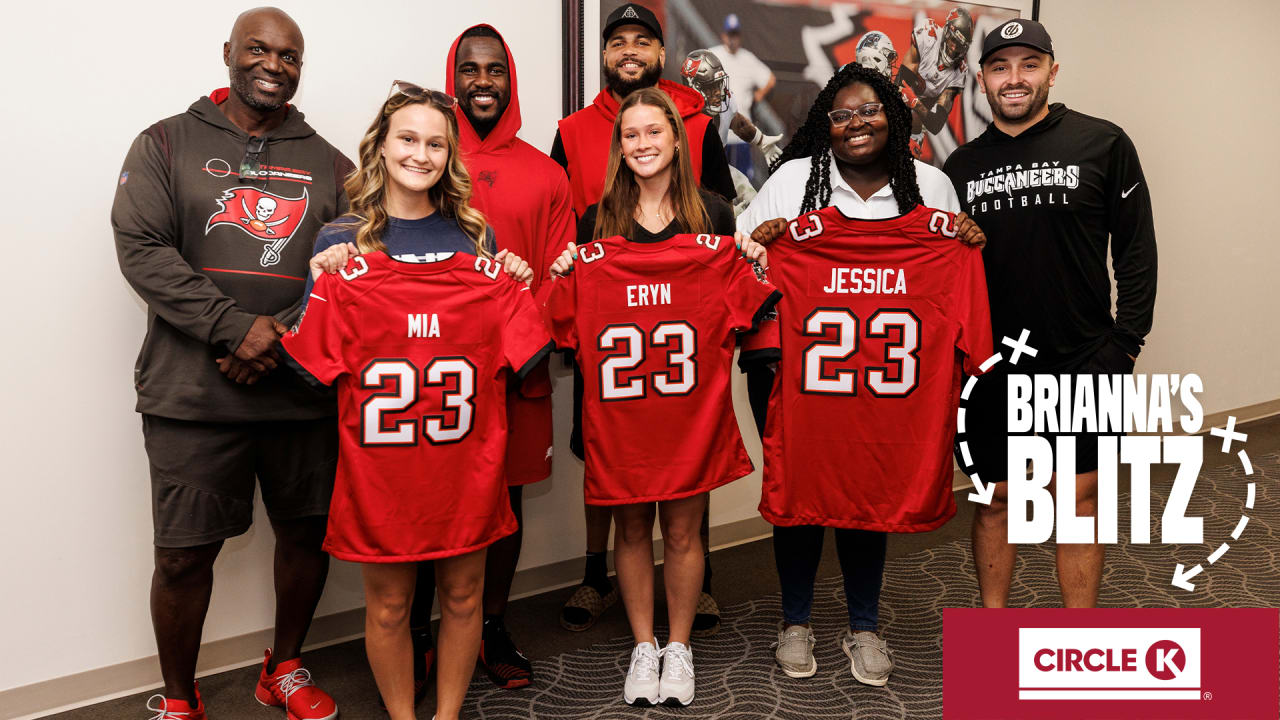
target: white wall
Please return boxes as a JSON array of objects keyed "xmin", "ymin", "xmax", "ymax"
[
  {"xmin": 3, "ymin": 0, "xmax": 1279, "ymax": 700},
  {"xmin": 1039, "ymin": 0, "xmax": 1280, "ymax": 414}
]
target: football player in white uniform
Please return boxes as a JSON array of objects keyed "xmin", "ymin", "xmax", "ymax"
[
  {"xmin": 854, "ymin": 31, "xmax": 897, "ymax": 79},
  {"xmin": 898, "ymin": 8, "xmax": 974, "ymax": 157},
  {"xmin": 681, "ymin": 49, "xmax": 783, "ymax": 212}
]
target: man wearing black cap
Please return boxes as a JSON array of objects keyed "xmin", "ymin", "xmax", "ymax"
[
  {"xmin": 944, "ymin": 19, "xmax": 1158, "ymax": 609},
  {"xmin": 551, "ymin": 3, "xmax": 734, "ymax": 216},
  {"xmin": 549, "ymin": 1, "xmax": 735, "ymax": 644}
]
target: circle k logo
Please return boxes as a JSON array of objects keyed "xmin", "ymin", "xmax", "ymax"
[
  {"xmin": 1018, "ymin": 627, "xmax": 1201, "ymax": 700},
  {"xmin": 1146, "ymin": 639, "xmax": 1186, "ymax": 680}
]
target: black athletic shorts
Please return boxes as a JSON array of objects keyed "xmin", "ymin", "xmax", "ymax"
[
  {"xmin": 143, "ymin": 415, "xmax": 338, "ymax": 548},
  {"xmin": 955, "ymin": 337, "xmax": 1135, "ymax": 481}
]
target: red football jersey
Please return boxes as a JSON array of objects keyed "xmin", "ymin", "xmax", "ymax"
[
  {"xmin": 282, "ymin": 252, "xmax": 552, "ymax": 562},
  {"xmin": 541, "ymin": 233, "xmax": 780, "ymax": 505},
  {"xmin": 745, "ymin": 205, "xmax": 992, "ymax": 532}
]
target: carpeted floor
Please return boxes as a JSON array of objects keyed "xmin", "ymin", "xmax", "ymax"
[{"xmin": 44, "ymin": 418, "xmax": 1280, "ymax": 719}]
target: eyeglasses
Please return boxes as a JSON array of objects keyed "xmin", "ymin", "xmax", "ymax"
[
  {"xmin": 828, "ymin": 103, "xmax": 884, "ymax": 127},
  {"xmin": 239, "ymin": 135, "xmax": 267, "ymax": 181},
  {"xmin": 389, "ymin": 80, "xmax": 458, "ymax": 110}
]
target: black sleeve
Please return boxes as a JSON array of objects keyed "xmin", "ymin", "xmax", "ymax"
[
  {"xmin": 745, "ymin": 365, "xmax": 774, "ymax": 440},
  {"xmin": 569, "ymin": 361, "xmax": 585, "ymax": 460},
  {"xmin": 700, "ymin": 130, "xmax": 737, "ymax": 203},
  {"xmin": 550, "ymin": 130, "xmax": 568, "ymax": 172},
  {"xmin": 1104, "ymin": 131, "xmax": 1158, "ymax": 357},
  {"xmin": 700, "ymin": 190, "xmax": 736, "ymax": 235},
  {"xmin": 577, "ymin": 204, "xmax": 598, "ymax": 245}
]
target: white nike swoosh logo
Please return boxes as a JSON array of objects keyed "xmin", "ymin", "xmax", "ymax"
[
  {"xmin": 1121, "ymin": 182, "xmax": 1140, "ymax": 199},
  {"xmin": 311, "ymin": 701, "xmax": 322, "ymax": 709}
]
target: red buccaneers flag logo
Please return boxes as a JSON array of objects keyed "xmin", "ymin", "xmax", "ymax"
[{"xmin": 206, "ymin": 187, "xmax": 309, "ymax": 267}]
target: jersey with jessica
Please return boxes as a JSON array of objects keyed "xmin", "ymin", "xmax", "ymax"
[
  {"xmin": 743, "ymin": 205, "xmax": 992, "ymax": 532},
  {"xmin": 281, "ymin": 252, "xmax": 552, "ymax": 562},
  {"xmin": 541, "ymin": 233, "xmax": 780, "ymax": 505}
]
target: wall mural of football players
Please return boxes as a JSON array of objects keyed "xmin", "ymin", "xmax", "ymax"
[
  {"xmin": 680, "ymin": 48, "xmax": 783, "ymax": 212},
  {"xmin": 898, "ymin": 7, "xmax": 975, "ymax": 159},
  {"xmin": 635, "ymin": 0, "xmax": 1024, "ymax": 169}
]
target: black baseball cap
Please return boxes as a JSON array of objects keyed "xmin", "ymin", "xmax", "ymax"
[
  {"xmin": 603, "ymin": 3, "xmax": 663, "ymax": 44},
  {"xmin": 979, "ymin": 18, "xmax": 1054, "ymax": 65}
]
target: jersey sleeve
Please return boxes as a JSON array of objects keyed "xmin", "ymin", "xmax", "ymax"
[
  {"xmin": 738, "ymin": 313, "xmax": 781, "ymax": 370},
  {"xmin": 280, "ymin": 270, "xmax": 347, "ymax": 387},
  {"xmin": 538, "ymin": 273, "xmax": 580, "ymax": 355},
  {"xmin": 503, "ymin": 284, "xmax": 554, "ymax": 379},
  {"xmin": 723, "ymin": 255, "xmax": 782, "ymax": 333},
  {"xmin": 953, "ymin": 247, "xmax": 993, "ymax": 376}
]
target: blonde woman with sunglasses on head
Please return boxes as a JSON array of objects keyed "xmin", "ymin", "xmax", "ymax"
[{"xmin": 303, "ymin": 81, "xmax": 535, "ymax": 720}]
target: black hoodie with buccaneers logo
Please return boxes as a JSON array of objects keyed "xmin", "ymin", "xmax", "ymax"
[{"xmin": 112, "ymin": 92, "xmax": 354, "ymax": 422}]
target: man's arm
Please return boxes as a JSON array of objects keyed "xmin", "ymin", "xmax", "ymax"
[
  {"xmin": 913, "ymin": 86, "xmax": 961, "ymax": 134},
  {"xmin": 700, "ymin": 130, "xmax": 737, "ymax": 203},
  {"xmin": 1106, "ymin": 132, "xmax": 1158, "ymax": 357},
  {"xmin": 550, "ymin": 130, "xmax": 568, "ymax": 172},
  {"xmin": 111, "ymin": 129, "xmax": 261, "ymax": 355},
  {"xmin": 748, "ymin": 49, "xmax": 776, "ymax": 105}
]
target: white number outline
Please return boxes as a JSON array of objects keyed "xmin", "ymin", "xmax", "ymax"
[
  {"xmin": 788, "ymin": 213, "xmax": 825, "ymax": 242},
  {"xmin": 360, "ymin": 359, "xmax": 417, "ymax": 445},
  {"xmin": 339, "ymin": 255, "xmax": 370, "ymax": 281},
  {"xmin": 422, "ymin": 357, "xmax": 477, "ymax": 444},
  {"xmin": 598, "ymin": 324, "xmax": 645, "ymax": 401},
  {"xmin": 864, "ymin": 309, "xmax": 921, "ymax": 397},
  {"xmin": 651, "ymin": 321, "xmax": 697, "ymax": 396},
  {"xmin": 801, "ymin": 308, "xmax": 859, "ymax": 395}
]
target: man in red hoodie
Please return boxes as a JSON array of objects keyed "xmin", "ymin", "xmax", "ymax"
[
  {"xmin": 551, "ymin": 3, "xmax": 735, "ymax": 215},
  {"xmin": 387, "ymin": 24, "xmax": 575, "ymax": 696},
  {"xmin": 549, "ymin": 3, "xmax": 733, "ymax": 640}
]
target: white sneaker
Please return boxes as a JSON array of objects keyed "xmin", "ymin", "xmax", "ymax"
[
  {"xmin": 623, "ymin": 641, "xmax": 661, "ymax": 706},
  {"xmin": 658, "ymin": 641, "xmax": 695, "ymax": 706}
]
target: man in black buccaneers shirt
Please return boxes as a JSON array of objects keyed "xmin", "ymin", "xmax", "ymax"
[{"xmin": 943, "ymin": 19, "xmax": 1157, "ymax": 609}]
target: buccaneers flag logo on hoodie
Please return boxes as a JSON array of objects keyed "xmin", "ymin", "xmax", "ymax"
[{"xmin": 206, "ymin": 187, "xmax": 309, "ymax": 267}]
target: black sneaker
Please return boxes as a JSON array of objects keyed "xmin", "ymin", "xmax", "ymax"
[{"xmin": 479, "ymin": 617, "xmax": 532, "ymax": 689}]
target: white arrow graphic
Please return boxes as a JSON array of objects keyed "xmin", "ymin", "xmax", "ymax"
[
  {"xmin": 1171, "ymin": 563, "xmax": 1203, "ymax": 592},
  {"xmin": 1170, "ymin": 419, "xmax": 1253, "ymax": 592}
]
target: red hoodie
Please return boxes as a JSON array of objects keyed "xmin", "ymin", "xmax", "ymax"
[
  {"xmin": 557, "ymin": 79, "xmax": 712, "ymax": 216},
  {"xmin": 447, "ymin": 25, "xmax": 574, "ymax": 485}
]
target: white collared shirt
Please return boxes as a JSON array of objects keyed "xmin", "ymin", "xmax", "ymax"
[{"xmin": 736, "ymin": 156, "xmax": 960, "ymax": 235}]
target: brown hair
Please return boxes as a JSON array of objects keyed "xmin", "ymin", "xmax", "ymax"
[
  {"xmin": 334, "ymin": 91, "xmax": 491, "ymax": 257},
  {"xmin": 592, "ymin": 87, "xmax": 711, "ymax": 240}
]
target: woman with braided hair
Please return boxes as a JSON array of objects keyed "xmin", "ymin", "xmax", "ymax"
[{"xmin": 735, "ymin": 62, "xmax": 984, "ymax": 688}]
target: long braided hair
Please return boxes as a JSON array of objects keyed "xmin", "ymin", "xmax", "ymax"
[{"xmin": 770, "ymin": 63, "xmax": 922, "ymax": 215}]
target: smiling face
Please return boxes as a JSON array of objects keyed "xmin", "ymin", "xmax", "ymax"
[
  {"xmin": 828, "ymin": 82, "xmax": 888, "ymax": 167},
  {"xmin": 978, "ymin": 48, "xmax": 1057, "ymax": 127},
  {"xmin": 454, "ymin": 35, "xmax": 511, "ymax": 134},
  {"xmin": 223, "ymin": 9, "xmax": 303, "ymax": 113},
  {"xmin": 603, "ymin": 25, "xmax": 664, "ymax": 98},
  {"xmin": 381, "ymin": 103, "xmax": 451, "ymax": 200},
  {"xmin": 619, "ymin": 103, "xmax": 677, "ymax": 180}
]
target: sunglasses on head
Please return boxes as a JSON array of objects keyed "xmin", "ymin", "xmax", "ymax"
[{"xmin": 389, "ymin": 80, "xmax": 458, "ymax": 110}]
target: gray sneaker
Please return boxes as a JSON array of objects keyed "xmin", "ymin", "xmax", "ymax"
[
  {"xmin": 841, "ymin": 630, "xmax": 893, "ymax": 686},
  {"xmin": 773, "ymin": 625, "xmax": 817, "ymax": 678}
]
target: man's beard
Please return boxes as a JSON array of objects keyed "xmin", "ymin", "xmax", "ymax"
[
  {"xmin": 990, "ymin": 80, "xmax": 1050, "ymax": 124},
  {"xmin": 604, "ymin": 61, "xmax": 662, "ymax": 99},
  {"xmin": 229, "ymin": 71, "xmax": 292, "ymax": 112}
]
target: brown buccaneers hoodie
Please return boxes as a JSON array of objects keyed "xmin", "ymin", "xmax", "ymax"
[{"xmin": 112, "ymin": 92, "xmax": 354, "ymax": 422}]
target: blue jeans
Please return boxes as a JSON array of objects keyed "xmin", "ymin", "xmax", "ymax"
[{"xmin": 773, "ymin": 525, "xmax": 887, "ymax": 632}]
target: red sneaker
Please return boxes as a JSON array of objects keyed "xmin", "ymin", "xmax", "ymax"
[
  {"xmin": 146, "ymin": 681, "xmax": 207, "ymax": 719},
  {"xmin": 378, "ymin": 647, "xmax": 435, "ymax": 710},
  {"xmin": 253, "ymin": 649, "xmax": 338, "ymax": 720}
]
